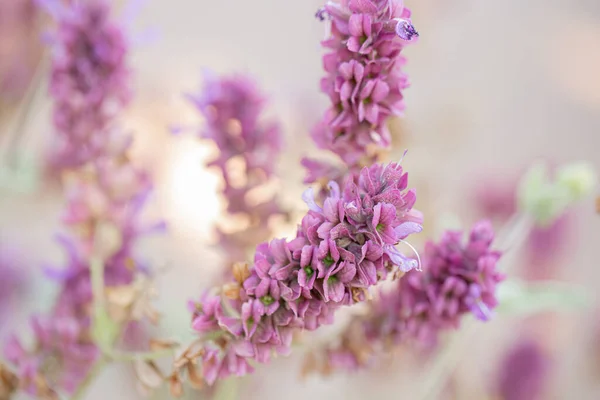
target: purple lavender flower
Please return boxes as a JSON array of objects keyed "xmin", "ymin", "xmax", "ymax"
[
  {"xmin": 496, "ymin": 339, "xmax": 550, "ymax": 400},
  {"xmin": 311, "ymin": 220, "xmax": 503, "ymax": 372},
  {"xmin": 304, "ymin": 0, "xmax": 418, "ymax": 185},
  {"xmin": 3, "ymin": 2, "xmax": 164, "ymax": 396},
  {"xmin": 4, "ymin": 316, "xmax": 99, "ymax": 397},
  {"xmin": 185, "ymin": 72, "xmax": 287, "ymax": 267},
  {"xmin": 187, "ymin": 72, "xmax": 282, "ymax": 188},
  {"xmin": 188, "ymin": 161, "xmax": 421, "ymax": 385},
  {"xmin": 43, "ymin": 0, "xmax": 131, "ymax": 169}
]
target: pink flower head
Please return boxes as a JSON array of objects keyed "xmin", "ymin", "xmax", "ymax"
[
  {"xmin": 189, "ymin": 162, "xmax": 421, "ymax": 384},
  {"xmin": 4, "ymin": 316, "xmax": 99, "ymax": 395},
  {"xmin": 305, "ymin": 0, "xmax": 418, "ymax": 181},
  {"xmin": 341, "ymin": 220, "xmax": 503, "ymax": 367},
  {"xmin": 311, "ymin": 221, "xmax": 504, "ymax": 373},
  {"xmin": 184, "ymin": 72, "xmax": 287, "ymax": 269},
  {"xmin": 187, "ymin": 72, "xmax": 282, "ymax": 183}
]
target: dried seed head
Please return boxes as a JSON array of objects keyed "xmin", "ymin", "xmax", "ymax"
[
  {"xmin": 222, "ymin": 282, "xmax": 241, "ymax": 300},
  {"xmin": 134, "ymin": 360, "xmax": 164, "ymax": 389},
  {"xmin": 0, "ymin": 363, "xmax": 18, "ymax": 398},
  {"xmin": 149, "ymin": 338, "xmax": 180, "ymax": 351},
  {"xmin": 186, "ymin": 362, "xmax": 205, "ymax": 389},
  {"xmin": 169, "ymin": 374, "xmax": 184, "ymax": 397},
  {"xmin": 232, "ymin": 262, "xmax": 250, "ymax": 283}
]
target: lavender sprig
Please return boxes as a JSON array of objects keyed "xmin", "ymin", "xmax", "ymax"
[
  {"xmin": 3, "ymin": 1, "xmax": 164, "ymax": 398},
  {"xmin": 303, "ymin": 221, "xmax": 503, "ymax": 373},
  {"xmin": 304, "ymin": 0, "xmax": 419, "ymax": 188},
  {"xmin": 169, "ymin": 162, "xmax": 422, "ymax": 389},
  {"xmin": 45, "ymin": 0, "xmax": 131, "ymax": 170},
  {"xmin": 185, "ymin": 72, "xmax": 287, "ymax": 265}
]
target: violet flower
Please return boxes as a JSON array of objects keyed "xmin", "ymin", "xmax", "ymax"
[
  {"xmin": 44, "ymin": 0, "xmax": 131, "ymax": 169},
  {"xmin": 311, "ymin": 221, "xmax": 503, "ymax": 372},
  {"xmin": 3, "ymin": 1, "xmax": 164, "ymax": 396},
  {"xmin": 186, "ymin": 162, "xmax": 422, "ymax": 385},
  {"xmin": 303, "ymin": 0, "xmax": 418, "ymax": 187},
  {"xmin": 4, "ymin": 155, "xmax": 165, "ymax": 395},
  {"xmin": 4, "ymin": 161, "xmax": 163, "ymax": 397},
  {"xmin": 496, "ymin": 339, "xmax": 550, "ymax": 400},
  {"xmin": 185, "ymin": 73, "xmax": 287, "ymax": 265},
  {"xmin": 4, "ymin": 317, "xmax": 98, "ymax": 398}
]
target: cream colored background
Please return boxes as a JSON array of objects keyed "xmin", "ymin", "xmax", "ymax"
[{"xmin": 1, "ymin": 0, "xmax": 599, "ymax": 398}]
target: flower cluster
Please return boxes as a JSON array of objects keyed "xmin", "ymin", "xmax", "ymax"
[
  {"xmin": 48, "ymin": 160, "xmax": 164, "ymax": 319},
  {"xmin": 309, "ymin": 221, "xmax": 503, "ymax": 372},
  {"xmin": 3, "ymin": 1, "xmax": 163, "ymax": 397},
  {"xmin": 304, "ymin": 0, "xmax": 418, "ymax": 186},
  {"xmin": 4, "ymin": 317, "xmax": 98, "ymax": 398},
  {"xmin": 3, "ymin": 150, "xmax": 164, "ymax": 398},
  {"xmin": 46, "ymin": 0, "xmax": 131, "ymax": 169},
  {"xmin": 185, "ymin": 73, "xmax": 286, "ymax": 264},
  {"xmin": 182, "ymin": 162, "xmax": 422, "ymax": 385}
]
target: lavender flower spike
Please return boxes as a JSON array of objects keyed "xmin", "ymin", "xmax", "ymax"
[
  {"xmin": 184, "ymin": 161, "xmax": 422, "ymax": 386},
  {"xmin": 3, "ymin": 1, "xmax": 164, "ymax": 397},
  {"xmin": 307, "ymin": 0, "xmax": 418, "ymax": 176},
  {"xmin": 308, "ymin": 220, "xmax": 504, "ymax": 372},
  {"xmin": 44, "ymin": 0, "xmax": 131, "ymax": 169},
  {"xmin": 184, "ymin": 72, "xmax": 287, "ymax": 265}
]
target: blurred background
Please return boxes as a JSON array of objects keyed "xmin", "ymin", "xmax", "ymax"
[{"xmin": 1, "ymin": 0, "xmax": 599, "ymax": 399}]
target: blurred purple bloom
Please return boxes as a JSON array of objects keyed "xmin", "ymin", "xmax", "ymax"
[
  {"xmin": 3, "ymin": 1, "xmax": 163, "ymax": 396},
  {"xmin": 44, "ymin": 0, "xmax": 131, "ymax": 169},
  {"xmin": 4, "ymin": 316, "xmax": 99, "ymax": 396},
  {"xmin": 497, "ymin": 339, "xmax": 550, "ymax": 400},
  {"xmin": 185, "ymin": 72, "xmax": 287, "ymax": 267}
]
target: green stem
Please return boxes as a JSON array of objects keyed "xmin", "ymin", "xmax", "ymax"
[
  {"xmin": 90, "ymin": 257, "xmax": 105, "ymax": 310},
  {"xmin": 70, "ymin": 356, "xmax": 108, "ymax": 400}
]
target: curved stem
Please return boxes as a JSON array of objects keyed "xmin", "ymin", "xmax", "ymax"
[{"xmin": 70, "ymin": 356, "xmax": 108, "ymax": 400}]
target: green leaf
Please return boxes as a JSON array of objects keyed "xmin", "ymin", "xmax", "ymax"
[{"xmin": 497, "ymin": 279, "xmax": 592, "ymax": 316}]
